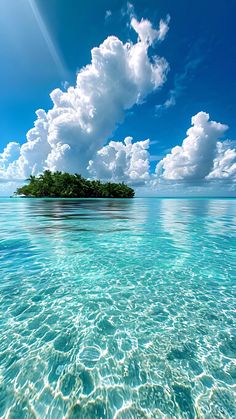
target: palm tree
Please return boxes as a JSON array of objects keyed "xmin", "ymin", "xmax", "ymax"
[{"xmin": 16, "ymin": 171, "xmax": 135, "ymax": 198}]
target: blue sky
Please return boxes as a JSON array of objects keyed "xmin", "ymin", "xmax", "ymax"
[{"xmin": 0, "ymin": 0, "xmax": 235, "ymax": 195}]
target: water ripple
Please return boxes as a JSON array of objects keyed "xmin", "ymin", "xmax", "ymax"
[{"xmin": 0, "ymin": 198, "xmax": 235, "ymax": 418}]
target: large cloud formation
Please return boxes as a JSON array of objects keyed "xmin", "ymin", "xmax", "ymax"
[
  {"xmin": 0, "ymin": 15, "xmax": 169, "ymax": 183},
  {"xmin": 156, "ymin": 112, "xmax": 236, "ymax": 184},
  {"xmin": 89, "ymin": 111, "xmax": 236, "ymax": 189}
]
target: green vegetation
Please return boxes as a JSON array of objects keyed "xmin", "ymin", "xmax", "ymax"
[{"xmin": 15, "ymin": 170, "xmax": 135, "ymax": 198}]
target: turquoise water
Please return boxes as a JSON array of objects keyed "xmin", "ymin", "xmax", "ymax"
[{"xmin": 0, "ymin": 198, "xmax": 235, "ymax": 418}]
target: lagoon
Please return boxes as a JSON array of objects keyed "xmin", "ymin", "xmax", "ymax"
[{"xmin": 0, "ymin": 198, "xmax": 235, "ymax": 418}]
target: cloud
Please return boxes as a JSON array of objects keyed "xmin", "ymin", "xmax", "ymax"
[
  {"xmin": 131, "ymin": 15, "xmax": 170, "ymax": 45},
  {"xmin": 207, "ymin": 140, "xmax": 236, "ymax": 181},
  {"xmin": 156, "ymin": 112, "xmax": 236, "ymax": 183},
  {"xmin": 1, "ymin": 1, "xmax": 235, "ymax": 197},
  {"xmin": 0, "ymin": 142, "xmax": 20, "ymax": 168},
  {"xmin": 4, "ymin": 109, "xmax": 51, "ymax": 180},
  {"xmin": 0, "ymin": 15, "xmax": 169, "ymax": 184},
  {"xmin": 105, "ymin": 10, "xmax": 112, "ymax": 20},
  {"xmin": 88, "ymin": 136, "xmax": 150, "ymax": 184},
  {"xmin": 0, "ymin": 142, "xmax": 21, "ymax": 181},
  {"xmin": 121, "ymin": 2, "xmax": 135, "ymax": 18}
]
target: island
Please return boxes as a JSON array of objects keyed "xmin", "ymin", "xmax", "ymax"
[{"xmin": 15, "ymin": 170, "xmax": 135, "ymax": 198}]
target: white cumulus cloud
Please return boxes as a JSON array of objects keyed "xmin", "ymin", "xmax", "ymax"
[
  {"xmin": 88, "ymin": 136, "xmax": 150, "ymax": 184},
  {"xmin": 156, "ymin": 112, "xmax": 230, "ymax": 181},
  {"xmin": 207, "ymin": 140, "xmax": 236, "ymax": 181},
  {"xmin": 0, "ymin": 142, "xmax": 20, "ymax": 168},
  {"xmin": 0, "ymin": 15, "xmax": 169, "ymax": 184}
]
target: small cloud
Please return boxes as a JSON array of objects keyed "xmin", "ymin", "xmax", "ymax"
[
  {"xmin": 121, "ymin": 2, "xmax": 134, "ymax": 18},
  {"xmin": 131, "ymin": 14, "xmax": 170, "ymax": 45},
  {"xmin": 157, "ymin": 14, "xmax": 171, "ymax": 42},
  {"xmin": 150, "ymin": 154, "xmax": 164, "ymax": 162},
  {"xmin": 149, "ymin": 140, "xmax": 159, "ymax": 145},
  {"xmin": 105, "ymin": 10, "xmax": 112, "ymax": 20}
]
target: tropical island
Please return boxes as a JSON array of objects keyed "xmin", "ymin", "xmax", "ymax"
[{"xmin": 15, "ymin": 170, "xmax": 135, "ymax": 198}]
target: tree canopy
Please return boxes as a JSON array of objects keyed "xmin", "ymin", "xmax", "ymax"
[{"xmin": 15, "ymin": 171, "xmax": 135, "ymax": 198}]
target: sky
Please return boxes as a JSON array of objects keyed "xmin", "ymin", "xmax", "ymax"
[{"xmin": 0, "ymin": 0, "xmax": 235, "ymax": 196}]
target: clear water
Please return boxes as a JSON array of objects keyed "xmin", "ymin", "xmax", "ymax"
[{"xmin": 0, "ymin": 198, "xmax": 235, "ymax": 418}]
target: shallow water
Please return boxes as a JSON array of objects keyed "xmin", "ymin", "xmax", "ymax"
[{"xmin": 0, "ymin": 198, "xmax": 235, "ymax": 418}]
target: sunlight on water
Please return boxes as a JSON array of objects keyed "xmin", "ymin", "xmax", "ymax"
[{"xmin": 0, "ymin": 198, "xmax": 235, "ymax": 418}]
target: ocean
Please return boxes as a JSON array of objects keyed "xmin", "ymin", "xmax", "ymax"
[{"xmin": 0, "ymin": 198, "xmax": 235, "ymax": 418}]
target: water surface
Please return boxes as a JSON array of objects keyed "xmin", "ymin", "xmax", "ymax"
[{"xmin": 0, "ymin": 198, "xmax": 235, "ymax": 418}]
